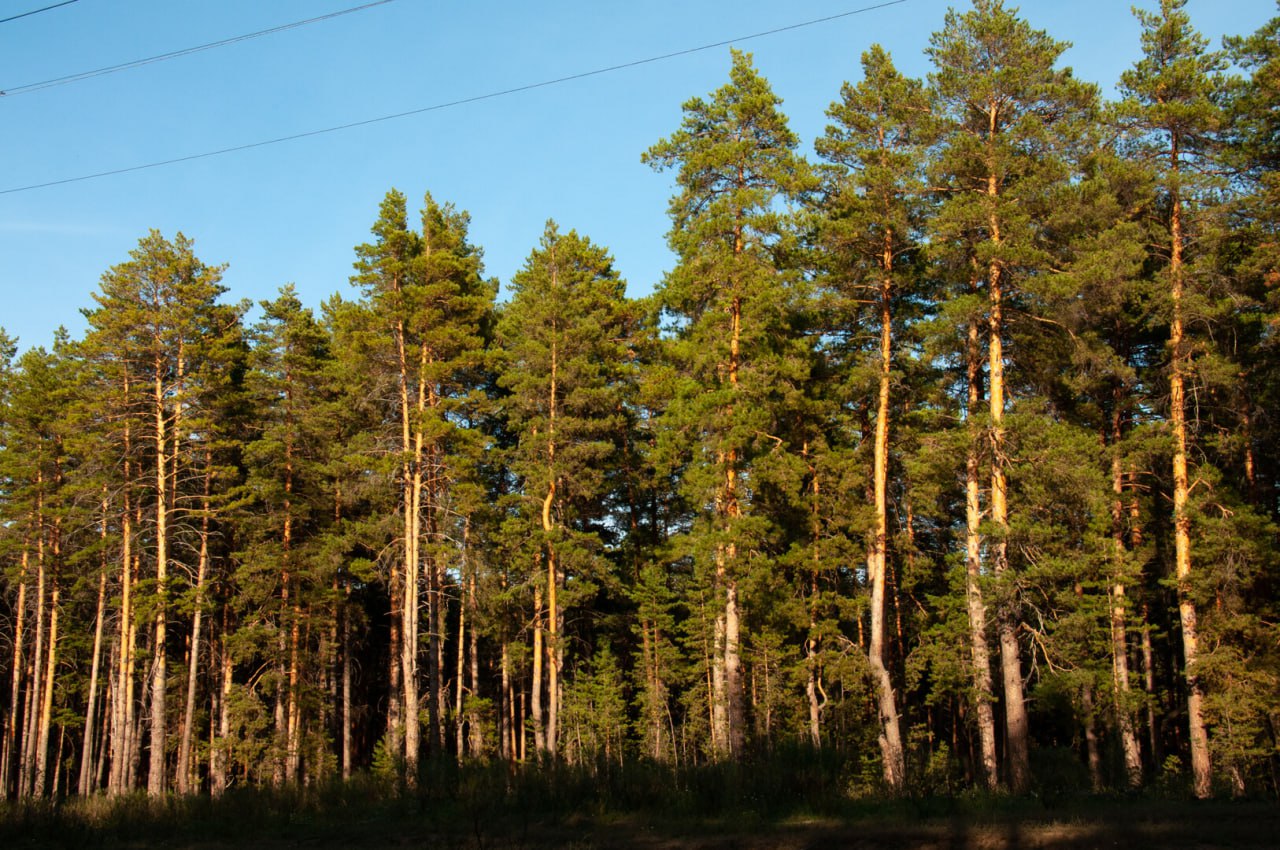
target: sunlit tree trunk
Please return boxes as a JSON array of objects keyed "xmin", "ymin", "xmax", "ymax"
[
  {"xmin": 868, "ymin": 240, "xmax": 905, "ymax": 790},
  {"xmin": 965, "ymin": 315, "xmax": 999, "ymax": 790},
  {"xmin": 1168, "ymin": 153, "xmax": 1212, "ymax": 799},
  {"xmin": 2, "ymin": 542, "xmax": 30, "ymax": 797},
  {"xmin": 177, "ymin": 461, "xmax": 212, "ymax": 794},
  {"xmin": 78, "ymin": 527, "xmax": 109, "ymax": 796}
]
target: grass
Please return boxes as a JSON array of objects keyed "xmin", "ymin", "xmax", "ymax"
[{"xmin": 3, "ymin": 751, "xmax": 1278, "ymax": 848}]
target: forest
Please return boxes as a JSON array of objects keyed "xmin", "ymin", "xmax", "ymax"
[{"xmin": 1, "ymin": 0, "xmax": 1278, "ymax": 808}]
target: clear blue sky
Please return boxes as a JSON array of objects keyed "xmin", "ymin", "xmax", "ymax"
[{"xmin": 0, "ymin": 0, "xmax": 1272, "ymax": 351}]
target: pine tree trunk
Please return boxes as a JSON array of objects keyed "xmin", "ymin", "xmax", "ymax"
[
  {"xmin": 500, "ymin": 643, "xmax": 512, "ymax": 763},
  {"xmin": 545, "ymin": 547, "xmax": 558, "ymax": 757},
  {"xmin": 723, "ymin": 291, "xmax": 745, "ymax": 758},
  {"xmin": 986, "ymin": 202, "xmax": 1030, "ymax": 794},
  {"xmin": 148, "ymin": 358, "xmax": 170, "ymax": 798},
  {"xmin": 455, "ymin": 572, "xmax": 467, "ymax": 761},
  {"xmin": 1109, "ymin": 416, "xmax": 1144, "ymax": 788},
  {"xmin": 341, "ymin": 586, "xmax": 353, "ymax": 781},
  {"xmin": 176, "ymin": 472, "xmax": 211, "ymax": 795},
  {"xmin": 33, "ymin": 581, "xmax": 59, "ymax": 797},
  {"xmin": 2, "ymin": 543, "xmax": 29, "ymax": 798},
  {"xmin": 211, "ymin": 612, "xmax": 232, "ymax": 797},
  {"xmin": 805, "ymin": 447, "xmax": 823, "ymax": 751},
  {"xmin": 78, "ymin": 558, "xmax": 108, "ymax": 796},
  {"xmin": 95, "ymin": 661, "xmax": 113, "ymax": 792},
  {"xmin": 21, "ymin": 499, "xmax": 47, "ymax": 798},
  {"xmin": 397, "ymin": 329, "xmax": 422, "ymax": 779},
  {"xmin": 869, "ymin": 257, "xmax": 906, "ymax": 791},
  {"xmin": 109, "ymin": 429, "xmax": 134, "ymax": 796},
  {"xmin": 1169, "ymin": 162, "xmax": 1212, "ymax": 799},
  {"xmin": 283, "ymin": 438, "xmax": 302, "ymax": 785},
  {"xmin": 467, "ymin": 567, "xmax": 483, "ymax": 758},
  {"xmin": 965, "ymin": 317, "xmax": 999, "ymax": 790},
  {"xmin": 542, "ymin": 327, "xmax": 561, "ymax": 759},
  {"xmin": 531, "ymin": 583, "xmax": 544, "ymax": 753}
]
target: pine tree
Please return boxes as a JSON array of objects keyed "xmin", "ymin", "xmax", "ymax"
[
  {"xmin": 497, "ymin": 222, "xmax": 634, "ymax": 756},
  {"xmin": 815, "ymin": 44, "xmax": 933, "ymax": 790},
  {"xmin": 1116, "ymin": 0, "xmax": 1226, "ymax": 799},
  {"xmin": 926, "ymin": 0, "xmax": 1096, "ymax": 793},
  {"xmin": 644, "ymin": 49, "xmax": 814, "ymax": 758},
  {"xmin": 351, "ymin": 190, "xmax": 493, "ymax": 774},
  {"xmin": 80, "ymin": 230, "xmax": 240, "ymax": 795}
]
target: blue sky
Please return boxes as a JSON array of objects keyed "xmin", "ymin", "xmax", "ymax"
[{"xmin": 1, "ymin": 0, "xmax": 1273, "ymax": 351}]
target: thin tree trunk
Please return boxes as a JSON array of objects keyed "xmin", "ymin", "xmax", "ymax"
[
  {"xmin": 542, "ymin": 314, "xmax": 561, "ymax": 759},
  {"xmin": 109, "ymin": 426, "xmax": 134, "ymax": 796},
  {"xmin": 21, "ymin": 494, "xmax": 47, "ymax": 798},
  {"xmin": 95, "ymin": 661, "xmax": 113, "ymax": 792},
  {"xmin": 33, "ymin": 581, "xmax": 59, "ymax": 797},
  {"xmin": 545, "ymin": 536, "xmax": 558, "ymax": 757},
  {"xmin": 500, "ymin": 643, "xmax": 512, "ymax": 763},
  {"xmin": 125, "ymin": 527, "xmax": 144, "ymax": 790},
  {"xmin": 211, "ymin": 609, "xmax": 232, "ymax": 797},
  {"xmin": 805, "ymin": 444, "xmax": 823, "ymax": 750},
  {"xmin": 397, "ymin": 328, "xmax": 422, "ymax": 779},
  {"xmin": 531, "ymin": 583, "xmax": 544, "ymax": 754},
  {"xmin": 455, "ymin": 568, "xmax": 467, "ymax": 761},
  {"xmin": 78, "ymin": 548, "xmax": 109, "ymax": 797},
  {"xmin": 965, "ymin": 316, "xmax": 999, "ymax": 790},
  {"xmin": 723, "ymin": 287, "xmax": 745, "ymax": 758},
  {"xmin": 468, "ymin": 566, "xmax": 482, "ymax": 758},
  {"xmin": 1109, "ymin": 413, "xmax": 1143, "ymax": 788},
  {"xmin": 147, "ymin": 356, "xmax": 170, "ymax": 797},
  {"xmin": 283, "ymin": 432, "xmax": 302, "ymax": 785},
  {"xmin": 985, "ymin": 179, "xmax": 1030, "ymax": 793},
  {"xmin": 341, "ymin": 586, "xmax": 353, "ymax": 781},
  {"xmin": 1168, "ymin": 147, "xmax": 1212, "ymax": 799},
  {"xmin": 868, "ymin": 243, "xmax": 905, "ymax": 791},
  {"xmin": 1078, "ymin": 580, "xmax": 1104, "ymax": 793},
  {"xmin": 2, "ymin": 542, "xmax": 30, "ymax": 798},
  {"xmin": 176, "ymin": 468, "xmax": 211, "ymax": 794}
]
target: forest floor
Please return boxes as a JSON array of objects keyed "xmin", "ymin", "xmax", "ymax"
[
  {"xmin": 219, "ymin": 810, "xmax": 1280, "ymax": 850},
  {"xmin": 17, "ymin": 799, "xmax": 1272, "ymax": 850}
]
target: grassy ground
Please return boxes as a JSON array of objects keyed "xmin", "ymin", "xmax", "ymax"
[{"xmin": 3, "ymin": 757, "xmax": 1277, "ymax": 848}]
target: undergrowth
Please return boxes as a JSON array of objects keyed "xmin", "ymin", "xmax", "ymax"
[{"xmin": 1, "ymin": 746, "xmax": 1272, "ymax": 848}]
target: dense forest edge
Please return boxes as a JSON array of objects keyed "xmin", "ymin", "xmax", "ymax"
[{"xmin": 2, "ymin": 0, "xmax": 1279, "ymax": 826}]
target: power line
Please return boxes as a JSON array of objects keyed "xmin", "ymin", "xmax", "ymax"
[
  {"xmin": 0, "ymin": 0, "xmax": 910, "ymax": 196},
  {"xmin": 1, "ymin": 0, "xmax": 397, "ymax": 96},
  {"xmin": 0, "ymin": 0, "xmax": 80, "ymax": 25}
]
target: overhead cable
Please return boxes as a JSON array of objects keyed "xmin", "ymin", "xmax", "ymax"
[
  {"xmin": 1, "ymin": 0, "xmax": 397, "ymax": 96},
  {"xmin": 0, "ymin": 0, "xmax": 909, "ymax": 195},
  {"xmin": 0, "ymin": 0, "xmax": 81, "ymax": 26}
]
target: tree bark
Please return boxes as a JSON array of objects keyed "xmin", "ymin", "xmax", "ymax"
[
  {"xmin": 531, "ymin": 583, "xmax": 544, "ymax": 754},
  {"xmin": 78, "ymin": 550, "xmax": 108, "ymax": 796},
  {"xmin": 1168, "ymin": 146, "xmax": 1212, "ymax": 799},
  {"xmin": 965, "ymin": 316, "xmax": 1000, "ymax": 790},
  {"xmin": 176, "ymin": 466, "xmax": 212, "ymax": 794},
  {"xmin": 868, "ymin": 239, "xmax": 906, "ymax": 790},
  {"xmin": 33, "ymin": 581, "xmax": 59, "ymax": 798},
  {"xmin": 1109, "ymin": 413, "xmax": 1144, "ymax": 788},
  {"xmin": 21, "ymin": 489, "xmax": 47, "ymax": 798},
  {"xmin": 2, "ymin": 542, "xmax": 29, "ymax": 798},
  {"xmin": 147, "ymin": 355, "xmax": 170, "ymax": 797},
  {"xmin": 986, "ymin": 155, "xmax": 1030, "ymax": 794}
]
